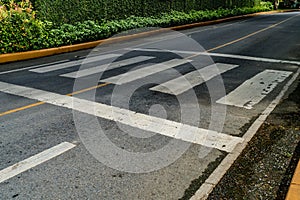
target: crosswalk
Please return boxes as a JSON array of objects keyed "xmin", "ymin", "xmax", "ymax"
[
  {"xmin": 101, "ymin": 58, "xmax": 191, "ymax": 85},
  {"xmin": 27, "ymin": 52, "xmax": 294, "ymax": 110},
  {"xmin": 0, "ymin": 51, "xmax": 296, "ymax": 174},
  {"xmin": 30, "ymin": 53, "xmax": 121, "ymax": 73},
  {"xmin": 60, "ymin": 56, "xmax": 154, "ymax": 78},
  {"xmin": 150, "ymin": 63, "xmax": 239, "ymax": 95},
  {"xmin": 216, "ymin": 69, "xmax": 292, "ymax": 109},
  {"xmin": 0, "ymin": 81, "xmax": 243, "ymax": 152}
]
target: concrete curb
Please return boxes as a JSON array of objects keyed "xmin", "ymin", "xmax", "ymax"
[
  {"xmin": 0, "ymin": 29, "xmax": 168, "ymax": 64},
  {"xmin": 0, "ymin": 9, "xmax": 298, "ymax": 64}
]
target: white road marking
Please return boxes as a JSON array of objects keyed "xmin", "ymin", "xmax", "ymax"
[
  {"xmin": 60, "ymin": 56, "xmax": 154, "ymax": 78},
  {"xmin": 216, "ymin": 69, "xmax": 293, "ymax": 109},
  {"xmin": 127, "ymin": 48, "xmax": 199, "ymax": 55},
  {"xmin": 29, "ymin": 54, "xmax": 121, "ymax": 73},
  {"xmin": 191, "ymin": 67, "xmax": 300, "ymax": 200},
  {"xmin": 205, "ymin": 52, "xmax": 300, "ymax": 66},
  {"xmin": 127, "ymin": 48, "xmax": 300, "ymax": 66},
  {"xmin": 101, "ymin": 59, "xmax": 191, "ymax": 85},
  {"xmin": 150, "ymin": 63, "xmax": 239, "ymax": 95},
  {"xmin": 0, "ymin": 81, "xmax": 243, "ymax": 152},
  {"xmin": 2, "ymin": 47, "xmax": 298, "ymax": 76},
  {"xmin": 0, "ymin": 142, "xmax": 76, "ymax": 183},
  {"xmin": 0, "ymin": 60, "xmax": 69, "ymax": 75}
]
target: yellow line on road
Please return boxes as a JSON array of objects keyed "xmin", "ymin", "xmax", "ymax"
[
  {"xmin": 207, "ymin": 13, "xmax": 300, "ymax": 52},
  {"xmin": 0, "ymin": 13, "xmax": 299, "ymax": 117},
  {"xmin": 0, "ymin": 101, "xmax": 45, "ymax": 117},
  {"xmin": 0, "ymin": 82, "xmax": 111, "ymax": 117},
  {"xmin": 66, "ymin": 82, "xmax": 111, "ymax": 96},
  {"xmin": 187, "ymin": 13, "xmax": 300, "ymax": 59}
]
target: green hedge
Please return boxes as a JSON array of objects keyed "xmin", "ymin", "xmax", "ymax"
[
  {"xmin": 34, "ymin": 0, "xmax": 260, "ymax": 25},
  {"xmin": 0, "ymin": 1, "xmax": 273, "ymax": 54}
]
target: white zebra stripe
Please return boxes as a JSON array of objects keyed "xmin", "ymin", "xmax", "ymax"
[
  {"xmin": 216, "ymin": 69, "xmax": 293, "ymax": 109},
  {"xmin": 0, "ymin": 142, "xmax": 76, "ymax": 183},
  {"xmin": 60, "ymin": 56, "xmax": 154, "ymax": 78},
  {"xmin": 0, "ymin": 81, "xmax": 243, "ymax": 152},
  {"xmin": 101, "ymin": 59, "xmax": 191, "ymax": 85},
  {"xmin": 30, "ymin": 54, "xmax": 120, "ymax": 73},
  {"xmin": 150, "ymin": 63, "xmax": 239, "ymax": 95}
]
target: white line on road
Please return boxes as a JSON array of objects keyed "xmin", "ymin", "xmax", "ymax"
[
  {"xmin": 101, "ymin": 59, "xmax": 191, "ymax": 85},
  {"xmin": 127, "ymin": 48, "xmax": 300, "ymax": 65},
  {"xmin": 0, "ymin": 81, "xmax": 243, "ymax": 152},
  {"xmin": 191, "ymin": 65, "xmax": 300, "ymax": 200},
  {"xmin": 0, "ymin": 142, "xmax": 76, "ymax": 183},
  {"xmin": 0, "ymin": 60, "xmax": 70, "ymax": 75},
  {"xmin": 216, "ymin": 69, "xmax": 293, "ymax": 109},
  {"xmin": 150, "ymin": 63, "xmax": 239, "ymax": 95},
  {"xmin": 205, "ymin": 52, "xmax": 300, "ymax": 66},
  {"xmin": 60, "ymin": 56, "xmax": 154, "ymax": 78},
  {"xmin": 126, "ymin": 48, "xmax": 199, "ymax": 55},
  {"xmin": 30, "ymin": 54, "xmax": 121, "ymax": 73}
]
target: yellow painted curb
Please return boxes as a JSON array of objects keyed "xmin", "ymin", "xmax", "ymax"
[
  {"xmin": 0, "ymin": 29, "xmax": 168, "ymax": 64},
  {"xmin": 0, "ymin": 9, "xmax": 298, "ymax": 64},
  {"xmin": 286, "ymin": 160, "xmax": 300, "ymax": 200}
]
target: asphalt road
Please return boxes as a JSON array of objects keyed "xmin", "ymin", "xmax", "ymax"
[{"xmin": 0, "ymin": 11, "xmax": 300, "ymax": 199}]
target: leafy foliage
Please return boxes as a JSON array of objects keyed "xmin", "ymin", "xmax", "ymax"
[
  {"xmin": 34, "ymin": 0, "xmax": 262, "ymax": 25},
  {"xmin": 0, "ymin": 0, "xmax": 50, "ymax": 53},
  {"xmin": 0, "ymin": 0, "xmax": 273, "ymax": 54}
]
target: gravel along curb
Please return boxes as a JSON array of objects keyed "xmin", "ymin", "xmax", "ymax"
[{"xmin": 0, "ymin": 9, "xmax": 298, "ymax": 64}]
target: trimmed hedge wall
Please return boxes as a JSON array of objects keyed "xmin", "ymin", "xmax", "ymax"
[
  {"xmin": 0, "ymin": 0, "xmax": 272, "ymax": 54},
  {"xmin": 34, "ymin": 0, "xmax": 260, "ymax": 25}
]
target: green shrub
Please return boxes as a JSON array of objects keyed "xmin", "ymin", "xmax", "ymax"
[
  {"xmin": 34, "ymin": 0, "xmax": 262, "ymax": 25},
  {"xmin": 0, "ymin": 0, "xmax": 51, "ymax": 53},
  {"xmin": 0, "ymin": 3, "xmax": 272, "ymax": 54},
  {"xmin": 260, "ymin": 1, "xmax": 274, "ymax": 10}
]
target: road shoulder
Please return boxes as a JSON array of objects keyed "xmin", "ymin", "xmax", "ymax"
[{"xmin": 208, "ymin": 77, "xmax": 300, "ymax": 199}]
